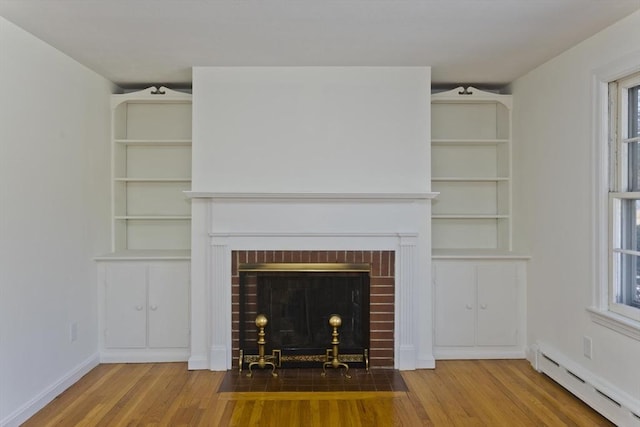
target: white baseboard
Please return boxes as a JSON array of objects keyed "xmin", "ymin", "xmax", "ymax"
[
  {"xmin": 208, "ymin": 345, "xmax": 231, "ymax": 371},
  {"xmin": 396, "ymin": 345, "xmax": 417, "ymax": 370},
  {"xmin": 187, "ymin": 355, "xmax": 210, "ymax": 370},
  {"xmin": 0, "ymin": 353, "xmax": 99, "ymax": 427},
  {"xmin": 99, "ymin": 349, "xmax": 189, "ymax": 363},
  {"xmin": 434, "ymin": 347, "xmax": 525, "ymax": 360},
  {"xmin": 533, "ymin": 342, "xmax": 640, "ymax": 427},
  {"xmin": 416, "ymin": 355, "xmax": 436, "ymax": 369}
]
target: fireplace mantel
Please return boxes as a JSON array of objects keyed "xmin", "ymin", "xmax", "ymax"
[
  {"xmin": 187, "ymin": 192, "xmax": 436, "ymax": 371},
  {"xmin": 185, "ymin": 191, "xmax": 439, "ymax": 201}
]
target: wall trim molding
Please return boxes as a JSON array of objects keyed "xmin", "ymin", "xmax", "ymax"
[
  {"xmin": 99, "ymin": 350, "xmax": 189, "ymax": 364},
  {"xmin": 434, "ymin": 349, "xmax": 526, "ymax": 360},
  {"xmin": 210, "ymin": 231, "xmax": 419, "ymax": 239},
  {"xmin": 587, "ymin": 307, "xmax": 640, "ymax": 341},
  {"xmin": 187, "ymin": 356, "xmax": 209, "ymax": 371},
  {"xmin": 0, "ymin": 353, "xmax": 99, "ymax": 427},
  {"xmin": 186, "ymin": 191, "xmax": 438, "ymax": 201}
]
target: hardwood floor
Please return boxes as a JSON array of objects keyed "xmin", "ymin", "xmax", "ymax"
[{"xmin": 23, "ymin": 360, "xmax": 614, "ymax": 426}]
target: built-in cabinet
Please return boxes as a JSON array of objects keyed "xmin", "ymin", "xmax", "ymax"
[
  {"xmin": 98, "ymin": 259, "xmax": 190, "ymax": 362},
  {"xmin": 432, "ymin": 258, "xmax": 526, "ymax": 359},
  {"xmin": 111, "ymin": 86, "xmax": 192, "ymax": 253},
  {"xmin": 430, "ymin": 86, "xmax": 527, "ymax": 359},
  {"xmin": 97, "ymin": 86, "xmax": 192, "ymax": 362},
  {"xmin": 431, "ymin": 86, "xmax": 512, "ymax": 251}
]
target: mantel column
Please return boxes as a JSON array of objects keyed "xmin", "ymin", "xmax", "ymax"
[
  {"xmin": 209, "ymin": 236, "xmax": 231, "ymax": 370},
  {"xmin": 396, "ymin": 234, "xmax": 418, "ymax": 370}
]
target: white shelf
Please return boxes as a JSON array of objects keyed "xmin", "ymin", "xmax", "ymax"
[
  {"xmin": 432, "ymin": 249, "xmax": 530, "ymax": 260},
  {"xmin": 115, "ymin": 216, "xmax": 191, "ymax": 220},
  {"xmin": 432, "ymin": 177, "xmax": 509, "ymax": 182},
  {"xmin": 115, "ymin": 178, "xmax": 191, "ymax": 182},
  {"xmin": 432, "ymin": 214, "xmax": 510, "ymax": 219},
  {"xmin": 431, "ymin": 139, "xmax": 509, "ymax": 145},
  {"xmin": 95, "ymin": 249, "xmax": 191, "ymax": 260},
  {"xmin": 115, "ymin": 139, "xmax": 192, "ymax": 146}
]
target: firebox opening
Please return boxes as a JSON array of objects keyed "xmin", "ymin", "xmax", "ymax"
[{"xmin": 238, "ymin": 263, "xmax": 370, "ymax": 369}]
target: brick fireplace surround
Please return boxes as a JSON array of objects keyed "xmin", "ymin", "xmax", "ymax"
[
  {"xmin": 186, "ymin": 192, "xmax": 437, "ymax": 372},
  {"xmin": 231, "ymin": 250, "xmax": 396, "ymax": 368}
]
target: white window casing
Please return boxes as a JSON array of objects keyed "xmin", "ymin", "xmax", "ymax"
[{"xmin": 589, "ymin": 56, "xmax": 640, "ymax": 340}]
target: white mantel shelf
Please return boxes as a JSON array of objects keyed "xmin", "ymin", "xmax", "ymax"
[
  {"xmin": 432, "ymin": 249, "xmax": 531, "ymax": 260},
  {"xmin": 94, "ymin": 250, "xmax": 191, "ymax": 261},
  {"xmin": 185, "ymin": 192, "xmax": 439, "ymax": 201}
]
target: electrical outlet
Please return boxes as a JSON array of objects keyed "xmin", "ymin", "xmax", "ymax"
[
  {"xmin": 583, "ymin": 336, "xmax": 592, "ymax": 359},
  {"xmin": 70, "ymin": 321, "xmax": 78, "ymax": 343}
]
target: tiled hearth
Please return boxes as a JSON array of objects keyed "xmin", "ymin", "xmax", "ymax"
[{"xmin": 231, "ymin": 250, "xmax": 395, "ymax": 368}]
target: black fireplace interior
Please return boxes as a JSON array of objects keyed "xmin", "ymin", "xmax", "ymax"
[{"xmin": 239, "ymin": 266, "xmax": 370, "ymax": 368}]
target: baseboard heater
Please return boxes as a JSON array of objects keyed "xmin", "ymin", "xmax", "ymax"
[{"xmin": 534, "ymin": 347, "xmax": 640, "ymax": 426}]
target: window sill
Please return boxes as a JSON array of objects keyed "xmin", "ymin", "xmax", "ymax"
[{"xmin": 587, "ymin": 307, "xmax": 640, "ymax": 341}]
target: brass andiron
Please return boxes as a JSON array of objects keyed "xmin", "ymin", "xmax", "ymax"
[
  {"xmin": 322, "ymin": 314, "xmax": 351, "ymax": 379},
  {"xmin": 247, "ymin": 314, "xmax": 278, "ymax": 377}
]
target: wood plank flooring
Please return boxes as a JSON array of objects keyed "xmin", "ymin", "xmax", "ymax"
[{"xmin": 23, "ymin": 360, "xmax": 614, "ymax": 426}]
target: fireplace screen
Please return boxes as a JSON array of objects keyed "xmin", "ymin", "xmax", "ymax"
[{"xmin": 238, "ymin": 263, "xmax": 370, "ymax": 369}]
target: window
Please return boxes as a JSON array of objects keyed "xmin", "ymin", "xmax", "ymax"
[{"xmin": 609, "ymin": 72, "xmax": 640, "ymax": 321}]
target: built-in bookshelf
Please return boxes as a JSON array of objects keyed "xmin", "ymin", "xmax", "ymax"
[
  {"xmin": 110, "ymin": 86, "xmax": 192, "ymax": 255},
  {"xmin": 431, "ymin": 86, "xmax": 512, "ymax": 252}
]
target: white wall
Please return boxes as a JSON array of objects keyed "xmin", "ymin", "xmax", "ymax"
[
  {"xmin": 192, "ymin": 67, "xmax": 430, "ymax": 193},
  {"xmin": 512, "ymin": 10, "xmax": 640, "ymax": 405},
  {"xmin": 0, "ymin": 17, "xmax": 112, "ymax": 425}
]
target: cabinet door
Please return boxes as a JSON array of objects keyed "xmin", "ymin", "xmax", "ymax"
[
  {"xmin": 105, "ymin": 263, "xmax": 147, "ymax": 348},
  {"xmin": 476, "ymin": 263, "xmax": 518, "ymax": 346},
  {"xmin": 434, "ymin": 262, "xmax": 476, "ymax": 346},
  {"xmin": 147, "ymin": 262, "xmax": 190, "ymax": 348}
]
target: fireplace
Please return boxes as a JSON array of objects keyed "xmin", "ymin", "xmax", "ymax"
[
  {"xmin": 186, "ymin": 192, "xmax": 436, "ymax": 371},
  {"xmin": 232, "ymin": 251, "xmax": 395, "ymax": 369},
  {"xmin": 238, "ymin": 263, "xmax": 370, "ymax": 369}
]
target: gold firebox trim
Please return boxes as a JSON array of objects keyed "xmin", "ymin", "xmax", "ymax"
[
  {"xmin": 238, "ymin": 263, "xmax": 371, "ymax": 273},
  {"xmin": 239, "ymin": 350, "xmax": 368, "ymax": 369}
]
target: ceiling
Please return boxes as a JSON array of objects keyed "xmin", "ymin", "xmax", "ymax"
[{"xmin": 1, "ymin": 0, "xmax": 639, "ymax": 88}]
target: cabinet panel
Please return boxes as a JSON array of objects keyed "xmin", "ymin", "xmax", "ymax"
[
  {"xmin": 476, "ymin": 263, "xmax": 518, "ymax": 346},
  {"xmin": 105, "ymin": 263, "xmax": 147, "ymax": 348},
  {"xmin": 434, "ymin": 263, "xmax": 475, "ymax": 346},
  {"xmin": 433, "ymin": 259, "xmax": 525, "ymax": 358},
  {"xmin": 100, "ymin": 260, "xmax": 191, "ymax": 358},
  {"xmin": 148, "ymin": 263, "xmax": 190, "ymax": 348}
]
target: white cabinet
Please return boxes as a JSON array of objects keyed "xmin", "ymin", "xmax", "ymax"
[
  {"xmin": 98, "ymin": 259, "xmax": 190, "ymax": 362},
  {"xmin": 431, "ymin": 87, "xmax": 512, "ymax": 251},
  {"xmin": 433, "ymin": 258, "xmax": 526, "ymax": 359},
  {"xmin": 98, "ymin": 86, "xmax": 192, "ymax": 362},
  {"xmin": 104, "ymin": 263, "xmax": 147, "ymax": 348},
  {"xmin": 111, "ymin": 86, "xmax": 192, "ymax": 253}
]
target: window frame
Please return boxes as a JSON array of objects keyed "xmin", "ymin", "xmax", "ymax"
[
  {"xmin": 609, "ymin": 73, "xmax": 640, "ymax": 322},
  {"xmin": 589, "ymin": 57, "xmax": 640, "ymax": 340}
]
